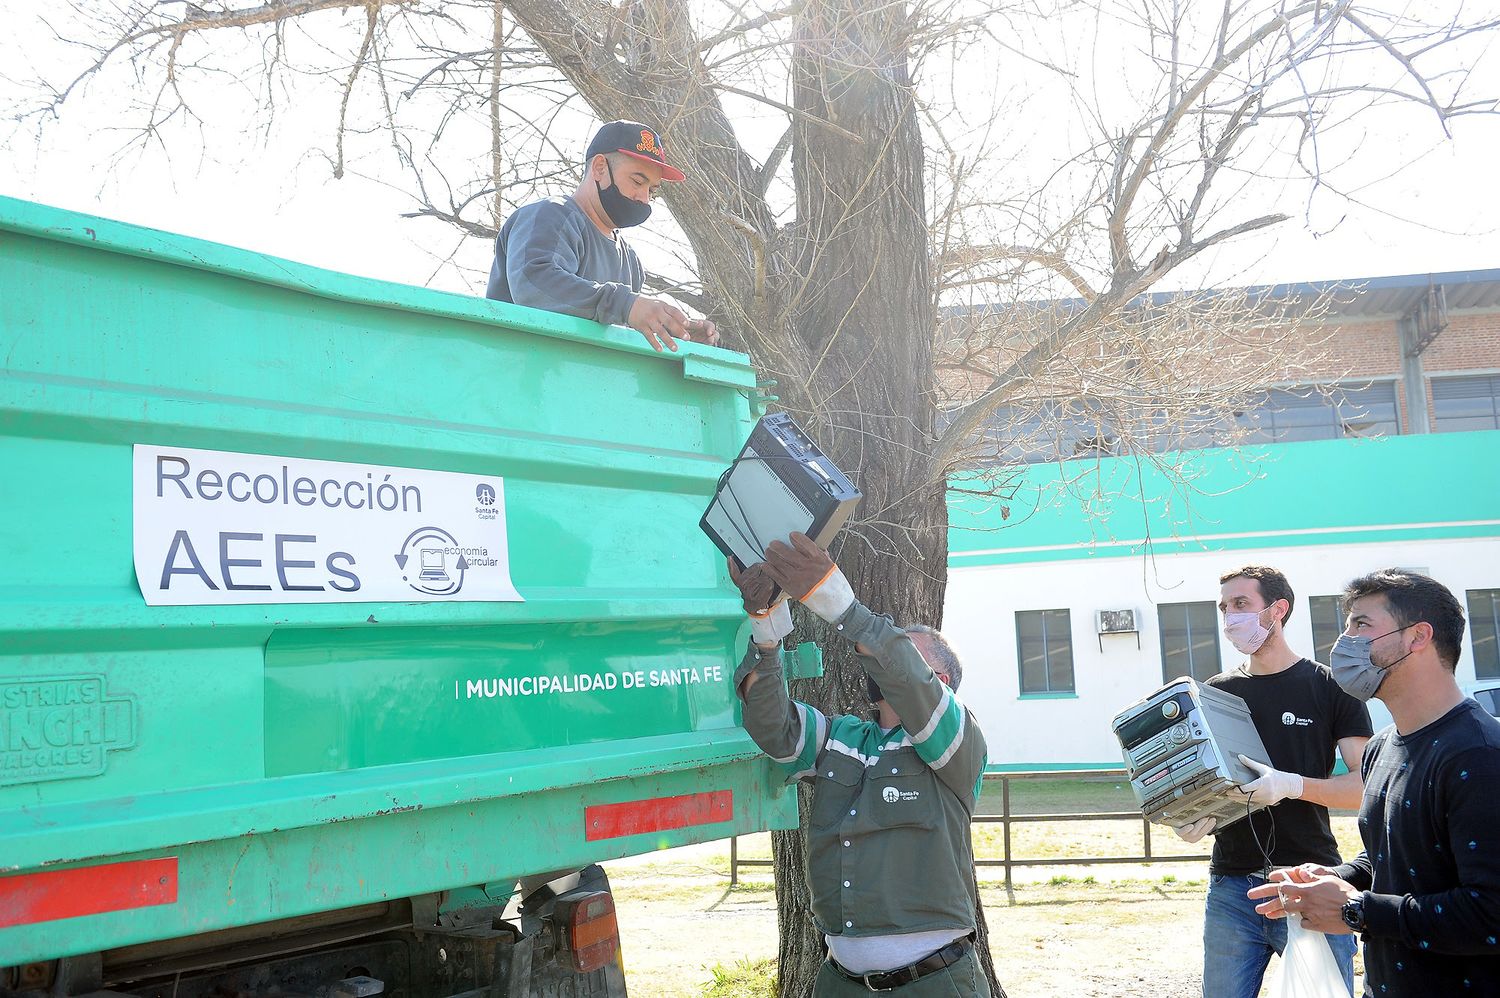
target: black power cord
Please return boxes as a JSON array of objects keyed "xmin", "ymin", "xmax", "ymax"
[{"xmin": 1245, "ymin": 795, "xmax": 1278, "ymax": 876}]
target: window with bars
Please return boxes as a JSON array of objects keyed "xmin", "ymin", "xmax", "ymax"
[
  {"xmin": 1433, "ymin": 375, "xmax": 1500, "ymax": 433},
  {"xmin": 1016, "ymin": 609, "xmax": 1075, "ymax": 694},
  {"xmin": 1466, "ymin": 589, "xmax": 1500, "ymax": 680},
  {"xmin": 1159, "ymin": 601, "xmax": 1223, "ymax": 683},
  {"xmin": 1309, "ymin": 595, "xmax": 1346, "ymax": 666}
]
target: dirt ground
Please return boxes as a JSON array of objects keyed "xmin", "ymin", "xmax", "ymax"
[
  {"xmin": 608, "ymin": 840, "xmax": 1219, "ymax": 998},
  {"xmin": 983, "ymin": 880, "xmax": 1206, "ymax": 997},
  {"xmin": 604, "ymin": 788, "xmax": 1369, "ymax": 996}
]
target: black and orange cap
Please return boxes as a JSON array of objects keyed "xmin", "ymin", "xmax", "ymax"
[{"xmin": 585, "ymin": 120, "xmax": 685, "ymax": 182}]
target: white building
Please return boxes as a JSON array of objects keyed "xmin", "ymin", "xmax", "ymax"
[{"xmin": 942, "ymin": 270, "xmax": 1500, "ymax": 769}]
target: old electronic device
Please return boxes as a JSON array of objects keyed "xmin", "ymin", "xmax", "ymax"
[
  {"xmin": 1111, "ymin": 678, "xmax": 1271, "ymax": 829},
  {"xmin": 700, "ymin": 412, "xmax": 861, "ymax": 572}
]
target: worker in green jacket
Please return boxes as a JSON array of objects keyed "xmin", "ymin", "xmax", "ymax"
[{"xmin": 730, "ymin": 532, "xmax": 991, "ymax": 996}]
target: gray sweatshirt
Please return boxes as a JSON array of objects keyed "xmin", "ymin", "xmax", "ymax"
[{"xmin": 485, "ymin": 196, "xmax": 643, "ymax": 326}]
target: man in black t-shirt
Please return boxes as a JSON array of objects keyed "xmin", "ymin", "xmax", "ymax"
[
  {"xmin": 1251, "ymin": 570, "xmax": 1500, "ymax": 997},
  {"xmin": 1174, "ymin": 565, "xmax": 1372, "ymax": 998}
]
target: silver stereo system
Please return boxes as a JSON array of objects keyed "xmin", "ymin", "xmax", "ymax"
[{"xmin": 1111, "ymin": 678, "xmax": 1271, "ymax": 829}]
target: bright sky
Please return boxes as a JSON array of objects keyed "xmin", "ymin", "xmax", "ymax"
[{"xmin": 1, "ymin": 1, "xmax": 1497, "ymax": 300}]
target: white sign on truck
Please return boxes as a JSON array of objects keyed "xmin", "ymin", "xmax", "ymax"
[{"xmin": 133, "ymin": 444, "xmax": 523, "ymax": 606}]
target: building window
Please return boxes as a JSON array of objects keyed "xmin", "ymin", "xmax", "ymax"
[
  {"xmin": 963, "ymin": 380, "xmax": 1401, "ymax": 465},
  {"xmin": 1466, "ymin": 589, "xmax": 1500, "ymax": 680},
  {"xmin": 1159, "ymin": 601, "xmax": 1222, "ymax": 682},
  {"xmin": 1237, "ymin": 382, "xmax": 1400, "ymax": 443},
  {"xmin": 1017, "ymin": 609, "xmax": 1075, "ymax": 694},
  {"xmin": 969, "ymin": 401, "xmax": 1117, "ymax": 465},
  {"xmin": 1432, "ymin": 375, "xmax": 1500, "ymax": 433},
  {"xmin": 1476, "ymin": 688, "xmax": 1500, "ymax": 717},
  {"xmin": 1309, "ymin": 595, "xmax": 1346, "ymax": 666}
]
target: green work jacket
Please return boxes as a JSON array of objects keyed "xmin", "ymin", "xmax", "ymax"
[{"xmin": 735, "ymin": 600, "xmax": 987, "ymax": 938}]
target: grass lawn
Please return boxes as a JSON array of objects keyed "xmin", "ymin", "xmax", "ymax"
[{"xmin": 976, "ymin": 775, "xmax": 1140, "ymax": 816}]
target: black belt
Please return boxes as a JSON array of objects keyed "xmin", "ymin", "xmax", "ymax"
[{"xmin": 826, "ymin": 937, "xmax": 971, "ymax": 992}]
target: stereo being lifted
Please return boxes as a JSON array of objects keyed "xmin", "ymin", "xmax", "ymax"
[
  {"xmin": 700, "ymin": 413, "xmax": 862, "ymax": 572},
  {"xmin": 1111, "ymin": 678, "xmax": 1272, "ymax": 829}
]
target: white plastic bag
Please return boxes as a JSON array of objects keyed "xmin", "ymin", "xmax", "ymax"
[{"xmin": 1268, "ymin": 914, "xmax": 1351, "ymax": 998}]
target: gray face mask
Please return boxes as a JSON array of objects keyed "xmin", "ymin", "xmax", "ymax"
[{"xmin": 1329, "ymin": 625, "xmax": 1413, "ymax": 701}]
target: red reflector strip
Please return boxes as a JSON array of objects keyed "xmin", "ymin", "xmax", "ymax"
[
  {"xmin": 0, "ymin": 857, "xmax": 178, "ymax": 929},
  {"xmin": 584, "ymin": 790, "xmax": 732, "ymax": 841}
]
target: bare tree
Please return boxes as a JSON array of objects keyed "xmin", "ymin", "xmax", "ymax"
[{"xmin": 13, "ymin": 2, "xmax": 1499, "ymax": 994}]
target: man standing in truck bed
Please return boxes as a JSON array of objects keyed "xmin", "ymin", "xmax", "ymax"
[
  {"xmin": 729, "ymin": 533, "xmax": 991, "ymax": 996},
  {"xmin": 485, "ymin": 119, "xmax": 716, "ymax": 353}
]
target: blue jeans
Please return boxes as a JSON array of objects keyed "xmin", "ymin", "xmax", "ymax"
[{"xmin": 1203, "ymin": 874, "xmax": 1356, "ymax": 998}]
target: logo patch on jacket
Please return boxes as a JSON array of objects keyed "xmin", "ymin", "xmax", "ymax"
[{"xmin": 882, "ymin": 786, "xmax": 920, "ymax": 803}]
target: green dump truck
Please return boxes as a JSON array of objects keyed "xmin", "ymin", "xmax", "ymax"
[{"xmin": 0, "ymin": 196, "xmax": 798, "ymax": 996}]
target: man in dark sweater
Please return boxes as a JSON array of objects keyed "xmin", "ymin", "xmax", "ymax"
[
  {"xmin": 1251, "ymin": 569, "xmax": 1500, "ymax": 997},
  {"xmin": 1175, "ymin": 565, "xmax": 1372, "ymax": 998},
  {"xmin": 485, "ymin": 120, "xmax": 717, "ymax": 353}
]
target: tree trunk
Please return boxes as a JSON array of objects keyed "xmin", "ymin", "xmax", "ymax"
[
  {"xmin": 489, "ymin": 1, "xmax": 1003, "ymax": 992},
  {"xmin": 766, "ymin": 3, "xmax": 1004, "ymax": 996}
]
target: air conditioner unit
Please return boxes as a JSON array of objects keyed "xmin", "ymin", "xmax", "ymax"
[{"xmin": 1096, "ymin": 608, "xmax": 1140, "ymax": 651}]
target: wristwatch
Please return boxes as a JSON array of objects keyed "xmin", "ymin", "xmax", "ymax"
[{"xmin": 1340, "ymin": 895, "xmax": 1366, "ymax": 933}]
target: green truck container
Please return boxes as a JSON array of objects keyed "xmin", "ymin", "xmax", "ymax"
[{"xmin": 0, "ymin": 196, "xmax": 798, "ymax": 996}]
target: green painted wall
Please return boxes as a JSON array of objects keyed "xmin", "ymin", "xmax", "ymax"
[{"xmin": 950, "ymin": 431, "xmax": 1500, "ymax": 567}]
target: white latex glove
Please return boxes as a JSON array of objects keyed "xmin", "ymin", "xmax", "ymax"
[
  {"xmin": 749, "ymin": 600, "xmax": 793, "ymax": 644},
  {"xmin": 799, "ymin": 565, "xmax": 854, "ymax": 623},
  {"xmin": 1238, "ymin": 755, "xmax": 1304, "ymax": 806},
  {"xmin": 763, "ymin": 533, "xmax": 855, "ymax": 624},
  {"xmin": 1174, "ymin": 816, "xmax": 1216, "ymax": 843}
]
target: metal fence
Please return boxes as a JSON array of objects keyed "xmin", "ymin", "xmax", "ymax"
[{"xmin": 729, "ymin": 768, "xmax": 1209, "ymax": 889}]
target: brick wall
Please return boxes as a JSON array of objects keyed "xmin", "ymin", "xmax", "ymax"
[
  {"xmin": 1298, "ymin": 318, "xmax": 1409, "ymax": 428},
  {"xmin": 1415, "ymin": 312, "xmax": 1500, "ymax": 426},
  {"xmin": 1422, "ymin": 313, "xmax": 1500, "ymax": 372},
  {"xmin": 935, "ymin": 302, "xmax": 1500, "ymax": 435},
  {"xmin": 1262, "ymin": 311, "xmax": 1500, "ymax": 432},
  {"xmin": 1301, "ymin": 318, "xmax": 1402, "ymax": 380}
]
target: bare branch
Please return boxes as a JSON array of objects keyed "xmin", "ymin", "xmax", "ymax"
[
  {"xmin": 757, "ymin": 125, "xmax": 794, "ymax": 198},
  {"xmin": 1187, "ymin": 212, "xmax": 1291, "ymax": 254},
  {"xmin": 1109, "ymin": 1, "xmax": 1328, "ymax": 279},
  {"xmin": 400, "ymin": 203, "xmax": 494, "ymax": 238},
  {"xmin": 1344, "ymin": 10, "xmax": 1453, "ymax": 136},
  {"xmin": 332, "ymin": 3, "xmax": 380, "ymax": 180},
  {"xmin": 698, "ymin": 3, "xmax": 800, "ymax": 52},
  {"xmin": 710, "ymin": 82, "xmax": 864, "ymax": 143},
  {"xmin": 937, "ymin": 244, "xmax": 1099, "ymax": 302}
]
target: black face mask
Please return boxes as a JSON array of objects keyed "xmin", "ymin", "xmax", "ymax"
[
  {"xmin": 865, "ymin": 674, "xmax": 883, "ymax": 704},
  {"xmin": 596, "ymin": 160, "xmax": 652, "ymax": 228}
]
